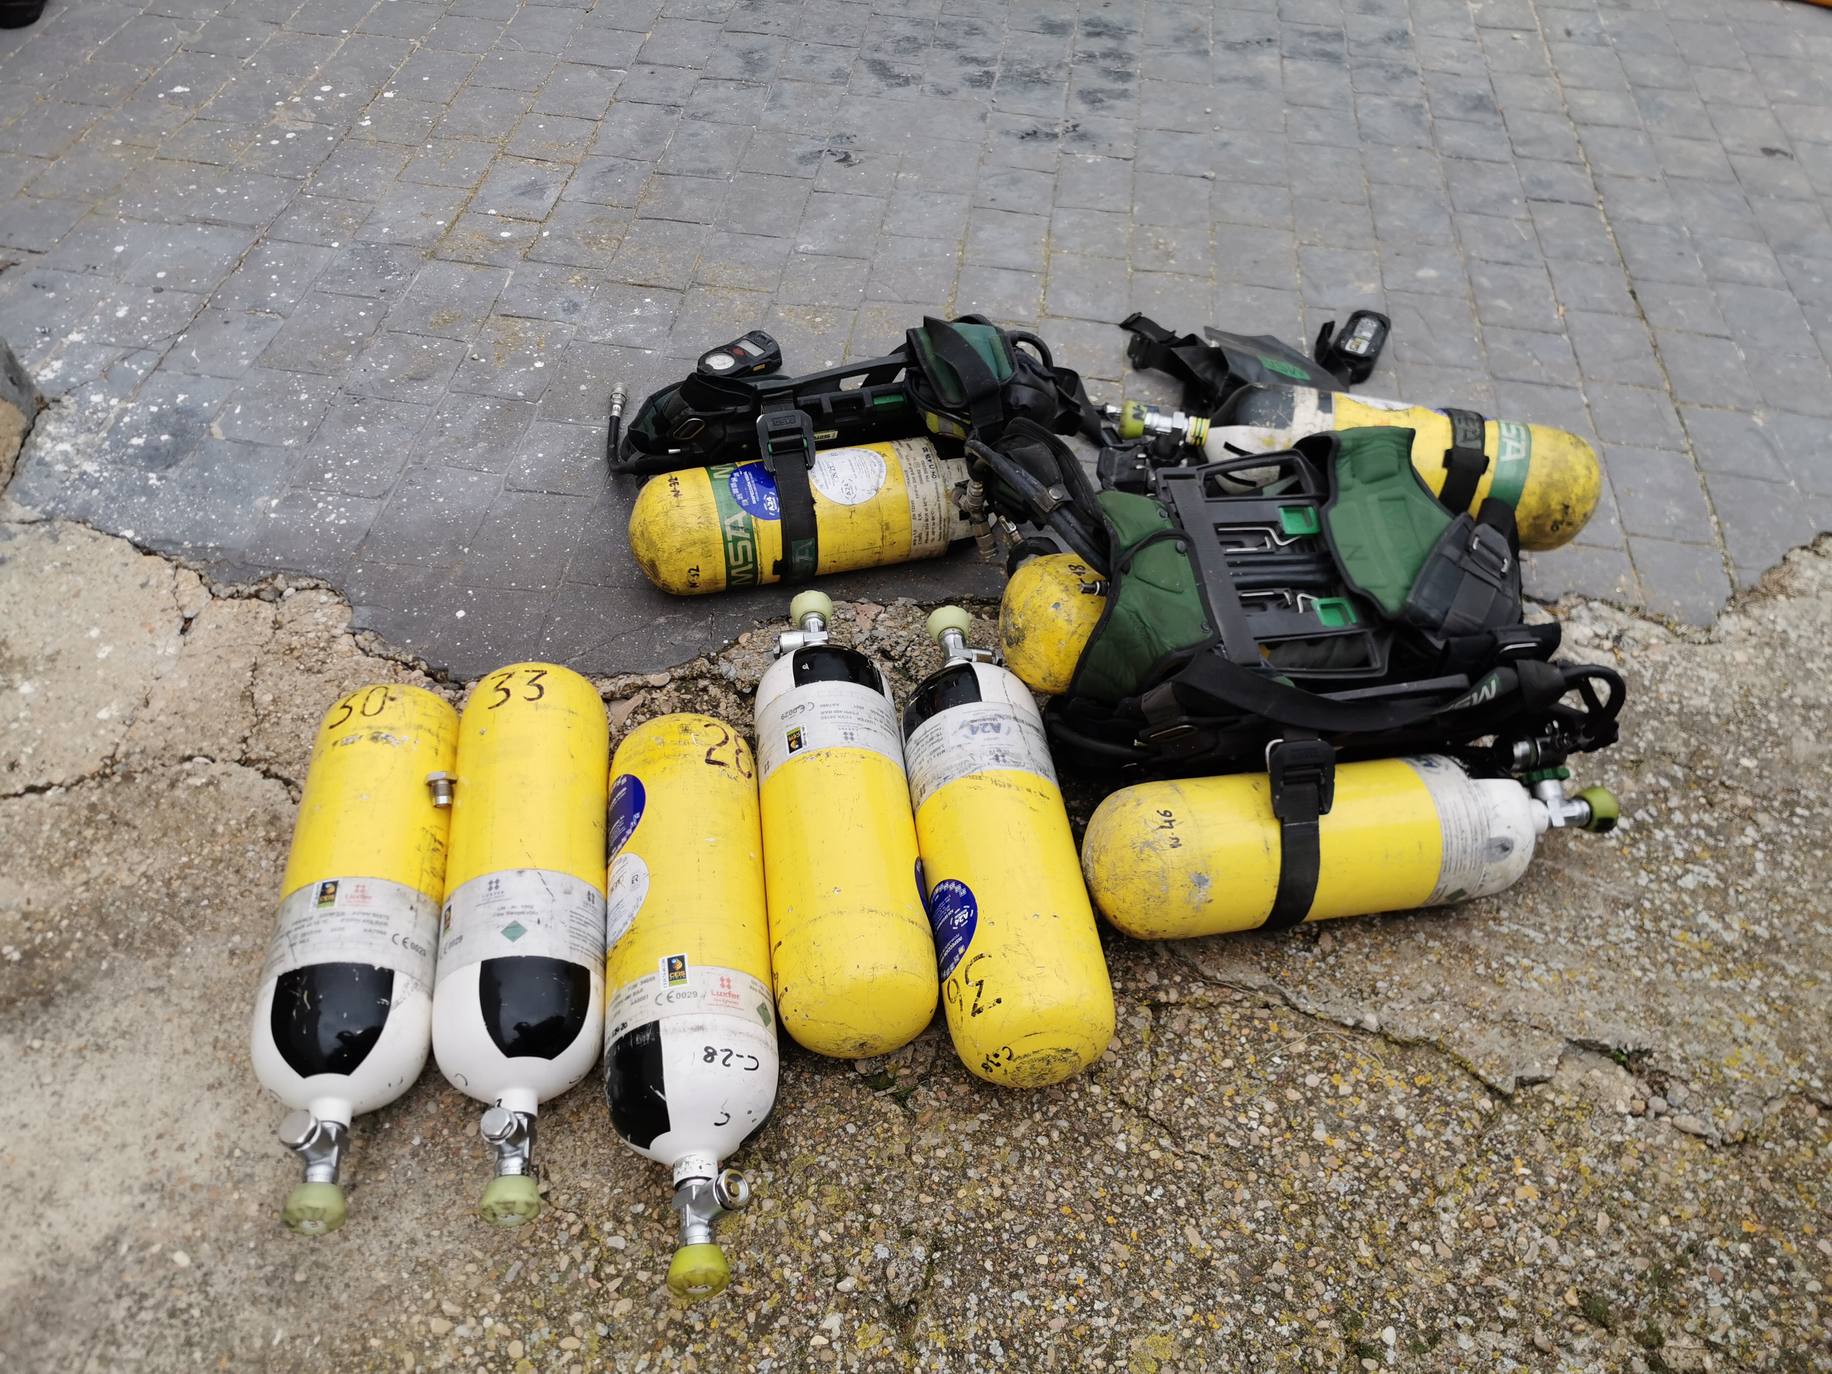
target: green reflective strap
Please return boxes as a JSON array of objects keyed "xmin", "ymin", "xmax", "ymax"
[
  {"xmin": 1488, "ymin": 419, "xmax": 1531, "ymax": 511},
  {"xmin": 706, "ymin": 463, "xmax": 761, "ymax": 589}
]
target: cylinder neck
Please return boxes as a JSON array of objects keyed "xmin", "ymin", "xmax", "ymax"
[
  {"xmin": 481, "ymin": 1106, "xmax": 537, "ymax": 1178},
  {"xmin": 279, "ymin": 1111, "xmax": 348, "ymax": 1186},
  {"xmin": 672, "ymin": 1168, "xmax": 751, "ymax": 1247}
]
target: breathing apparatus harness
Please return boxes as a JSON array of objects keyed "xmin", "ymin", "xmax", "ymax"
[
  {"xmin": 616, "ymin": 313, "xmax": 1625, "ymax": 914},
  {"xmin": 613, "ymin": 316, "xmax": 1105, "ymax": 583}
]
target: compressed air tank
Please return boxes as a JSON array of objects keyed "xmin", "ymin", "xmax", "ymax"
[
  {"xmin": 602, "ymin": 714, "xmax": 777, "ymax": 1301},
  {"xmin": 433, "ymin": 662, "xmax": 609, "ymax": 1226},
  {"xmin": 252, "ymin": 683, "xmax": 457, "ymax": 1235},
  {"xmin": 1082, "ymin": 754, "xmax": 1597, "ymax": 937},
  {"xmin": 1113, "ymin": 387, "xmax": 1600, "ymax": 550},
  {"xmin": 997, "ymin": 554, "xmax": 1107, "ymax": 697},
  {"xmin": 755, "ymin": 591, "xmax": 937, "ymax": 1058},
  {"xmin": 628, "ymin": 438, "xmax": 973, "ymax": 594},
  {"xmin": 903, "ymin": 608, "xmax": 1114, "ymax": 1088}
]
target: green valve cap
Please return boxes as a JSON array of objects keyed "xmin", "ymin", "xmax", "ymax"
[
  {"xmin": 282, "ymin": 1182, "xmax": 348, "ymax": 1236},
  {"xmin": 1114, "ymin": 400, "xmax": 1149, "ymax": 440},
  {"xmin": 1577, "ymin": 786, "xmax": 1620, "ymax": 834},
  {"xmin": 479, "ymin": 1174, "xmax": 542, "ymax": 1228},
  {"xmin": 667, "ymin": 1244, "xmax": 731, "ymax": 1300}
]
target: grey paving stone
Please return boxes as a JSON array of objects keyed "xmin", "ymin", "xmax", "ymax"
[
  {"xmin": 346, "ymin": 331, "xmax": 465, "ymax": 403},
  {"xmin": 1678, "ymin": 406, "xmax": 1789, "ymax": 482},
  {"xmin": 1653, "ymin": 330, "xmax": 1760, "ymax": 410},
  {"xmin": 1607, "ymin": 444, "xmax": 1718, "ymax": 542},
  {"xmin": 450, "ymin": 316, "xmax": 570, "ymax": 401},
  {"xmin": 422, "ymin": 392, "xmax": 537, "ymax": 473},
  {"xmin": 1482, "ymin": 325, "xmax": 1581, "ymax": 387},
  {"xmin": 1703, "ymin": 471, "xmax": 1818, "ymax": 585},
  {"xmin": 505, "ymin": 418, "xmax": 610, "ymax": 497},
  {"xmin": 1522, "ymin": 542, "xmax": 1640, "ymax": 605},
  {"xmin": 1566, "ymin": 309, "xmax": 1664, "ymax": 390},
  {"xmin": 299, "ymin": 394, "xmax": 431, "ymax": 497},
  {"xmin": 1625, "ymin": 534, "xmax": 1731, "ymax": 624},
  {"xmin": 217, "ymin": 369, "xmax": 335, "ymax": 448}
]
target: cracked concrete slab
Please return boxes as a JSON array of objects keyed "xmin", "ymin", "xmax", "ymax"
[{"xmin": 0, "ymin": 517, "xmax": 1826, "ymax": 1372}]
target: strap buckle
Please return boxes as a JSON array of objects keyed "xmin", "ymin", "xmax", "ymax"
[
  {"xmin": 1266, "ymin": 736, "xmax": 1336, "ymax": 821},
  {"xmin": 755, "ymin": 405, "xmax": 816, "ymax": 475},
  {"xmin": 1465, "ymin": 521, "xmax": 1513, "ymax": 581}
]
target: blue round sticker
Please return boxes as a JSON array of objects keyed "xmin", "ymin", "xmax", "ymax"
[
  {"xmin": 927, "ymin": 878, "xmax": 978, "ymax": 979},
  {"xmin": 727, "ymin": 464, "xmax": 780, "ymax": 520},
  {"xmin": 607, "ymin": 774, "xmax": 645, "ymax": 859}
]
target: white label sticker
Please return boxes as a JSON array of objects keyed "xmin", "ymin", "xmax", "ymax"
[
  {"xmin": 810, "ymin": 446, "xmax": 887, "ymax": 506},
  {"xmin": 605, "ymin": 962, "xmax": 775, "ymax": 1043},
  {"xmin": 906, "ymin": 698, "xmax": 1057, "ymax": 812},
  {"xmin": 1412, "ymin": 757, "xmax": 1537, "ymax": 906},
  {"xmin": 438, "ymin": 868, "xmax": 606, "ymax": 978},
  {"xmin": 605, "ymin": 852, "xmax": 650, "ymax": 951},
  {"xmin": 261, "ymin": 877, "xmax": 439, "ymax": 997},
  {"xmin": 894, "ymin": 442, "xmax": 973, "ymax": 558},
  {"xmin": 756, "ymin": 678, "xmax": 906, "ymax": 783}
]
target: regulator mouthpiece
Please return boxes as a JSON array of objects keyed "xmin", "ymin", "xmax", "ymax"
[
  {"xmin": 668, "ymin": 1167, "xmax": 751, "ymax": 1301},
  {"xmin": 478, "ymin": 1107, "xmax": 541, "ymax": 1227},
  {"xmin": 277, "ymin": 1110, "xmax": 349, "ymax": 1236}
]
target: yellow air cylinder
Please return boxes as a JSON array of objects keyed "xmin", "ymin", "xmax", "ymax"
[
  {"xmin": 434, "ymin": 662, "xmax": 609, "ymax": 1224},
  {"xmin": 253, "ymin": 683, "xmax": 457, "ymax": 1236},
  {"xmin": 997, "ymin": 554, "xmax": 1107, "ymax": 697},
  {"xmin": 1119, "ymin": 387, "xmax": 1601, "ymax": 550},
  {"xmin": 1082, "ymin": 755, "xmax": 1550, "ymax": 938},
  {"xmin": 603, "ymin": 714, "xmax": 777, "ymax": 1301},
  {"xmin": 903, "ymin": 608, "xmax": 1114, "ymax": 1088},
  {"xmin": 627, "ymin": 437, "xmax": 974, "ymax": 594},
  {"xmin": 755, "ymin": 591, "xmax": 937, "ymax": 1057}
]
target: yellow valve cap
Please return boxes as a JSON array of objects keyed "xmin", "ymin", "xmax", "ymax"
[
  {"xmin": 788, "ymin": 589, "xmax": 833, "ymax": 625},
  {"xmin": 1114, "ymin": 400, "xmax": 1150, "ymax": 440},
  {"xmin": 926, "ymin": 605, "xmax": 972, "ymax": 642},
  {"xmin": 282, "ymin": 1182, "xmax": 347, "ymax": 1236},
  {"xmin": 667, "ymin": 1243, "xmax": 732, "ymax": 1300},
  {"xmin": 479, "ymin": 1174, "xmax": 542, "ymax": 1228},
  {"xmin": 1578, "ymin": 786, "xmax": 1620, "ymax": 833}
]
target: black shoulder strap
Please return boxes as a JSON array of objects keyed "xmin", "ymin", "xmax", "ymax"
[
  {"xmin": 756, "ymin": 404, "xmax": 818, "ymax": 582},
  {"xmin": 1119, "ymin": 312, "xmax": 1236, "ymax": 414},
  {"xmin": 1439, "ymin": 408, "xmax": 1490, "ymax": 515},
  {"xmin": 1263, "ymin": 736, "xmax": 1334, "ymax": 929}
]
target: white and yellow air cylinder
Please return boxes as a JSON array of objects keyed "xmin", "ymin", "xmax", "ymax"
[
  {"xmin": 602, "ymin": 714, "xmax": 777, "ymax": 1301},
  {"xmin": 251, "ymin": 684, "xmax": 458, "ymax": 1236},
  {"xmin": 1113, "ymin": 387, "xmax": 1601, "ymax": 550},
  {"xmin": 1083, "ymin": 754, "xmax": 1571, "ymax": 938},
  {"xmin": 755, "ymin": 591, "xmax": 937, "ymax": 1057},
  {"xmin": 628, "ymin": 437, "xmax": 974, "ymax": 594},
  {"xmin": 432, "ymin": 662, "xmax": 609, "ymax": 1226},
  {"xmin": 903, "ymin": 607, "xmax": 1115, "ymax": 1088}
]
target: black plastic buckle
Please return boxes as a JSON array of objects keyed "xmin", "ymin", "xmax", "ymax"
[
  {"xmin": 1266, "ymin": 736, "xmax": 1336, "ymax": 821},
  {"xmin": 755, "ymin": 406, "xmax": 816, "ymax": 474},
  {"xmin": 1466, "ymin": 522, "xmax": 1513, "ymax": 580}
]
